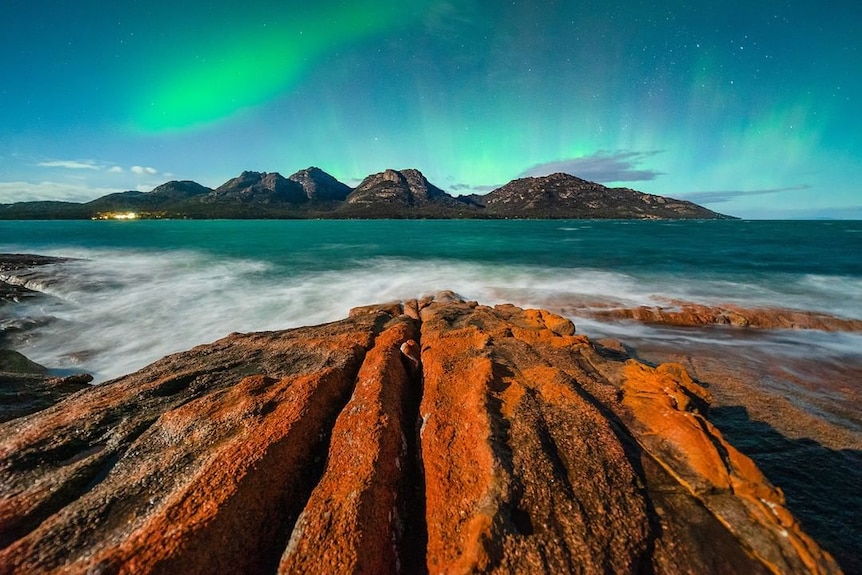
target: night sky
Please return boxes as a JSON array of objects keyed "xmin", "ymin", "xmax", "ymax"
[{"xmin": 1, "ymin": 1, "xmax": 860, "ymax": 218}]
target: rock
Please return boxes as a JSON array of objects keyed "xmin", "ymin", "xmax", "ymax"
[
  {"xmin": 592, "ymin": 337, "xmax": 630, "ymax": 360},
  {"xmin": 0, "ymin": 298, "xmax": 841, "ymax": 574},
  {"xmin": 473, "ymin": 173, "xmax": 730, "ymax": 219},
  {"xmin": 0, "ymin": 254, "xmax": 70, "ymax": 306},
  {"xmin": 210, "ymin": 171, "xmax": 307, "ymax": 204},
  {"xmin": 0, "ymin": 350, "xmax": 91, "ymax": 423},
  {"xmin": 279, "ymin": 318, "xmax": 419, "ymax": 574},
  {"xmin": 582, "ymin": 301, "xmax": 862, "ymax": 332},
  {"xmin": 399, "ymin": 339, "xmax": 420, "ymax": 370},
  {"xmin": 0, "ymin": 350, "xmax": 47, "ymax": 375},
  {"xmin": 288, "ymin": 166, "xmax": 352, "ymax": 202}
]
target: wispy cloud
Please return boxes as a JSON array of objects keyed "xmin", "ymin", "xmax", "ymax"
[
  {"xmin": 131, "ymin": 165, "xmax": 159, "ymax": 175},
  {"xmin": 37, "ymin": 159, "xmax": 100, "ymax": 170},
  {"xmin": 36, "ymin": 160, "xmax": 162, "ymax": 177},
  {"xmin": 520, "ymin": 150, "xmax": 665, "ymax": 182},
  {"xmin": 0, "ymin": 181, "xmax": 124, "ymax": 203},
  {"xmin": 680, "ymin": 184, "xmax": 811, "ymax": 204}
]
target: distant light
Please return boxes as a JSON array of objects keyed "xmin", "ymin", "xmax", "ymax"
[{"xmin": 92, "ymin": 212, "xmax": 139, "ymax": 220}]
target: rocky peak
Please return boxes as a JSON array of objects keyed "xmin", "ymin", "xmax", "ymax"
[
  {"xmin": 147, "ymin": 180, "xmax": 211, "ymax": 199},
  {"xmin": 476, "ymin": 172, "xmax": 728, "ymax": 219},
  {"xmin": 348, "ymin": 168, "xmax": 449, "ymax": 206},
  {"xmin": 213, "ymin": 171, "xmax": 306, "ymax": 204},
  {"xmin": 288, "ymin": 167, "xmax": 351, "ymax": 202},
  {"xmin": 382, "ymin": 168, "xmax": 403, "ymax": 183}
]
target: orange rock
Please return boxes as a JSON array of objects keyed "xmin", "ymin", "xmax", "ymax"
[
  {"xmin": 582, "ymin": 300, "xmax": 862, "ymax": 332},
  {"xmin": 620, "ymin": 360, "xmax": 839, "ymax": 575},
  {"xmin": 0, "ymin": 298, "xmax": 842, "ymax": 575},
  {"xmin": 279, "ymin": 318, "xmax": 418, "ymax": 574}
]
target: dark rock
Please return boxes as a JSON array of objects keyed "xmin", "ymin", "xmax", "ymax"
[
  {"xmin": 210, "ymin": 171, "xmax": 307, "ymax": 204},
  {"xmin": 289, "ymin": 166, "xmax": 352, "ymax": 201},
  {"xmin": 0, "ymin": 350, "xmax": 47, "ymax": 375},
  {"xmin": 347, "ymin": 168, "xmax": 453, "ymax": 207},
  {"xmin": 474, "ymin": 172, "xmax": 730, "ymax": 219},
  {"xmin": 0, "ymin": 351, "xmax": 91, "ymax": 423}
]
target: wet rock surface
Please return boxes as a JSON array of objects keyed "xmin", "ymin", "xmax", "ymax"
[
  {"xmin": 0, "ymin": 296, "xmax": 843, "ymax": 574},
  {"xmin": 0, "ymin": 254, "xmax": 69, "ymax": 306},
  {"xmin": 572, "ymin": 300, "xmax": 862, "ymax": 332}
]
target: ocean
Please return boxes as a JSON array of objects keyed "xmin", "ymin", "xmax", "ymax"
[
  {"xmin": 2, "ymin": 218, "xmax": 861, "ymax": 569},
  {"xmin": 2, "ymin": 219, "xmax": 860, "ymax": 381}
]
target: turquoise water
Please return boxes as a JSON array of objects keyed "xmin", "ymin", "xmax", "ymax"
[
  {"xmin": 2, "ymin": 219, "xmax": 861, "ymax": 379},
  {"xmin": 6, "ymin": 219, "xmax": 862, "ymax": 275}
]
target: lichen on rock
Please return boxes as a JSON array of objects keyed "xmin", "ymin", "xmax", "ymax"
[{"xmin": 0, "ymin": 295, "xmax": 843, "ymax": 574}]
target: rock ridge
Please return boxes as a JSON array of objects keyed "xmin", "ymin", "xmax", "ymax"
[
  {"xmin": 0, "ymin": 167, "xmax": 732, "ymax": 219},
  {"xmin": 0, "ymin": 294, "xmax": 841, "ymax": 573}
]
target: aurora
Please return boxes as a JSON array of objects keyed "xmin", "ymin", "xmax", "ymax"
[{"xmin": 0, "ymin": 1, "xmax": 859, "ymax": 218}]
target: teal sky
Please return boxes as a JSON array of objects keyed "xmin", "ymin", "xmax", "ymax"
[{"xmin": 1, "ymin": 0, "xmax": 860, "ymax": 218}]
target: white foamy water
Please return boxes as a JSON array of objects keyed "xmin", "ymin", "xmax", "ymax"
[{"xmin": 2, "ymin": 246, "xmax": 861, "ymax": 382}]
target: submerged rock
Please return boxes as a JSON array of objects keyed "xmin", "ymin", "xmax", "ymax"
[{"xmin": 0, "ymin": 296, "xmax": 841, "ymax": 574}]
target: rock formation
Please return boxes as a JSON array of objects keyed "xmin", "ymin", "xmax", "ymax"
[
  {"xmin": 209, "ymin": 171, "xmax": 307, "ymax": 204},
  {"xmin": 567, "ymin": 300, "xmax": 862, "ymax": 332},
  {"xmin": 0, "ymin": 350, "xmax": 92, "ymax": 423},
  {"xmin": 0, "ymin": 167, "xmax": 732, "ymax": 220},
  {"xmin": 288, "ymin": 166, "xmax": 352, "ymax": 202},
  {"xmin": 0, "ymin": 296, "xmax": 840, "ymax": 574},
  {"xmin": 342, "ymin": 169, "xmax": 479, "ymax": 217},
  {"xmin": 469, "ymin": 172, "xmax": 728, "ymax": 219}
]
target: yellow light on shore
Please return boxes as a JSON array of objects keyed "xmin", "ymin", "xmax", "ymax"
[{"xmin": 113, "ymin": 212, "xmax": 138, "ymax": 220}]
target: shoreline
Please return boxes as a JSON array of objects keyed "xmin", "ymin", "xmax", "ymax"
[
  {"xmin": 2, "ymin": 252, "xmax": 861, "ymax": 571},
  {"xmin": 0, "ymin": 294, "xmax": 844, "ymax": 573}
]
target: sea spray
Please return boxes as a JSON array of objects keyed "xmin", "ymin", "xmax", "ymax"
[{"xmin": 2, "ymin": 219, "xmax": 861, "ymax": 382}]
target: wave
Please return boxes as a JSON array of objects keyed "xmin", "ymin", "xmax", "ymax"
[{"xmin": 4, "ymin": 247, "xmax": 861, "ymax": 382}]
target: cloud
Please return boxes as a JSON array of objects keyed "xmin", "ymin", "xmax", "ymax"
[
  {"xmin": 679, "ymin": 184, "xmax": 811, "ymax": 204},
  {"xmin": 520, "ymin": 150, "xmax": 665, "ymax": 182},
  {"xmin": 131, "ymin": 166, "xmax": 158, "ymax": 175},
  {"xmin": 0, "ymin": 181, "xmax": 124, "ymax": 203},
  {"xmin": 37, "ymin": 160, "xmax": 100, "ymax": 170},
  {"xmin": 108, "ymin": 166, "xmax": 124, "ymax": 173}
]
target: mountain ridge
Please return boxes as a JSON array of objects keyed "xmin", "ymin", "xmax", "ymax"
[{"xmin": 0, "ymin": 167, "xmax": 733, "ymax": 220}]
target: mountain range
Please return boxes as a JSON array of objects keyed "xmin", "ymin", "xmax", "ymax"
[{"xmin": 0, "ymin": 167, "xmax": 732, "ymax": 219}]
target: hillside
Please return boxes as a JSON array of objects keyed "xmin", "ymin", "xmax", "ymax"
[{"xmin": 0, "ymin": 168, "xmax": 732, "ymax": 220}]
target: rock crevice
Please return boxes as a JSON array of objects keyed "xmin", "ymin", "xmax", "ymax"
[{"xmin": 0, "ymin": 295, "xmax": 842, "ymax": 574}]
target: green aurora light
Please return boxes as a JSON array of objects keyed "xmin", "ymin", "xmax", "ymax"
[{"xmin": 134, "ymin": 1, "xmax": 431, "ymax": 132}]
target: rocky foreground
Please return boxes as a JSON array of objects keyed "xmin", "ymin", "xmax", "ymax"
[{"xmin": 0, "ymin": 294, "xmax": 842, "ymax": 574}]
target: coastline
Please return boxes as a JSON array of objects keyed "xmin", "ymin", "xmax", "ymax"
[
  {"xmin": 0, "ymin": 293, "xmax": 845, "ymax": 573},
  {"xmin": 1, "ymin": 251, "xmax": 861, "ymax": 571}
]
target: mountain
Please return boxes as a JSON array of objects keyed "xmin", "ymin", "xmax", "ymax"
[
  {"xmin": 208, "ymin": 171, "xmax": 307, "ymax": 204},
  {"xmin": 348, "ymin": 169, "xmax": 450, "ymax": 206},
  {"xmin": 469, "ymin": 172, "xmax": 726, "ymax": 219},
  {"xmin": 289, "ymin": 166, "xmax": 351, "ymax": 202},
  {"xmin": 0, "ymin": 167, "xmax": 732, "ymax": 220},
  {"xmin": 339, "ymin": 168, "xmax": 478, "ymax": 217},
  {"xmin": 86, "ymin": 180, "xmax": 212, "ymax": 212}
]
